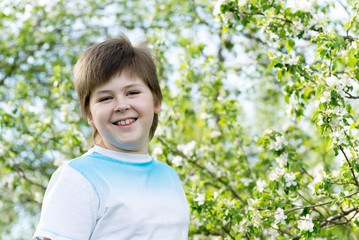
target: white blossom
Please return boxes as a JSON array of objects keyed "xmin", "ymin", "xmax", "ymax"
[
  {"xmin": 199, "ymin": 112, "xmax": 210, "ymax": 119},
  {"xmin": 284, "ymin": 172, "xmax": 297, "ymax": 187},
  {"xmin": 241, "ymin": 178, "xmax": 253, "ymax": 186},
  {"xmin": 194, "ymin": 193, "xmax": 205, "ymax": 205},
  {"xmin": 274, "ymin": 208, "xmax": 287, "ymax": 224},
  {"xmin": 213, "ymin": 0, "xmax": 226, "ymax": 16},
  {"xmin": 256, "ymin": 179, "xmax": 268, "ymax": 193},
  {"xmin": 54, "ymin": 157, "xmax": 69, "ymax": 167},
  {"xmin": 238, "ymin": 0, "xmax": 247, "ymax": 7},
  {"xmin": 317, "ymin": 114, "xmax": 324, "ymax": 126},
  {"xmin": 248, "ymin": 198, "xmax": 259, "ymax": 211},
  {"xmin": 319, "ymin": 91, "xmax": 331, "ymax": 103},
  {"xmin": 43, "ymin": 117, "xmax": 51, "ymax": 124},
  {"xmin": 287, "ymin": 0, "xmax": 313, "ymax": 12},
  {"xmin": 269, "ymin": 167, "xmax": 286, "ymax": 181},
  {"xmin": 291, "ymin": 19, "xmax": 304, "ymax": 35},
  {"xmin": 298, "ymin": 214, "xmax": 314, "ymax": 232},
  {"xmin": 209, "ymin": 130, "xmax": 221, "ymax": 138},
  {"xmin": 177, "ymin": 141, "xmax": 196, "ymax": 156},
  {"xmin": 213, "ymin": 191, "xmax": 219, "ymax": 200},
  {"xmin": 205, "ymin": 162, "xmax": 216, "ymax": 173},
  {"xmin": 333, "ymin": 106, "xmax": 344, "ymax": 115},
  {"xmin": 265, "ymin": 129, "xmax": 273, "ymax": 135},
  {"xmin": 330, "ymin": 129, "xmax": 346, "ymax": 145},
  {"xmin": 34, "ymin": 192, "xmax": 43, "ymax": 203},
  {"xmin": 172, "ymin": 156, "xmax": 183, "ymax": 167},
  {"xmin": 276, "ymin": 153, "xmax": 288, "ymax": 167},
  {"xmin": 269, "ymin": 136, "xmax": 288, "ymax": 151},
  {"xmin": 285, "ymin": 55, "xmax": 299, "ymax": 65},
  {"xmin": 222, "ymin": 11, "xmax": 234, "ymax": 23},
  {"xmin": 266, "ymin": 228, "xmax": 280, "ymax": 240},
  {"xmin": 308, "ymin": 165, "xmax": 328, "ymax": 194},
  {"xmin": 286, "ymin": 103, "xmax": 293, "ymax": 115},
  {"xmin": 251, "ymin": 210, "xmax": 261, "ymax": 227},
  {"xmin": 326, "ymin": 75, "xmax": 338, "ymax": 88},
  {"xmin": 238, "ymin": 219, "xmax": 247, "ymax": 233},
  {"xmin": 308, "ymin": 12, "xmax": 328, "ymax": 26},
  {"xmin": 152, "ymin": 146, "xmax": 163, "ymax": 156}
]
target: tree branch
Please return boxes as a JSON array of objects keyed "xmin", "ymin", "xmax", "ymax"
[
  {"xmin": 13, "ymin": 164, "xmax": 46, "ymax": 190},
  {"xmin": 339, "ymin": 145, "xmax": 359, "ymax": 186},
  {"xmin": 283, "ymin": 191, "xmax": 359, "ymax": 214},
  {"xmin": 157, "ymin": 136, "xmax": 246, "ymax": 204}
]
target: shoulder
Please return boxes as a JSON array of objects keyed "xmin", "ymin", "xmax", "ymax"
[{"xmin": 151, "ymin": 158, "xmax": 181, "ymax": 178}]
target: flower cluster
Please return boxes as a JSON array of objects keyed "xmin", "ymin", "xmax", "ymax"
[
  {"xmin": 274, "ymin": 208, "xmax": 287, "ymax": 224},
  {"xmin": 286, "ymin": 0, "xmax": 313, "ymax": 12},
  {"xmin": 298, "ymin": 214, "xmax": 314, "ymax": 232},
  {"xmin": 269, "ymin": 135, "xmax": 288, "ymax": 151}
]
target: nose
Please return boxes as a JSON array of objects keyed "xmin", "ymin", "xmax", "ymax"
[{"xmin": 114, "ymin": 99, "xmax": 130, "ymax": 113}]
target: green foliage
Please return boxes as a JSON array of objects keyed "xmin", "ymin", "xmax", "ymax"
[{"xmin": 2, "ymin": 0, "xmax": 359, "ymax": 239}]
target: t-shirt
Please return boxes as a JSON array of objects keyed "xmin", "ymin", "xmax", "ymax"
[{"xmin": 33, "ymin": 145, "xmax": 190, "ymax": 240}]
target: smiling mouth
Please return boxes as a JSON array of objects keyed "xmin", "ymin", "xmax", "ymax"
[{"xmin": 112, "ymin": 118, "xmax": 137, "ymax": 126}]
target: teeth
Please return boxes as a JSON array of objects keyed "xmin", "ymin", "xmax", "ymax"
[{"xmin": 115, "ymin": 119, "xmax": 135, "ymax": 126}]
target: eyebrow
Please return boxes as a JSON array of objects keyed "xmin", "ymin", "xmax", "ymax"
[{"xmin": 93, "ymin": 84, "xmax": 143, "ymax": 95}]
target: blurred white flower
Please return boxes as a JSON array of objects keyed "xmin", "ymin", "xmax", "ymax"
[
  {"xmin": 284, "ymin": 172, "xmax": 297, "ymax": 187},
  {"xmin": 205, "ymin": 162, "xmax": 216, "ymax": 173},
  {"xmin": 256, "ymin": 179, "xmax": 268, "ymax": 192},
  {"xmin": 285, "ymin": 55, "xmax": 299, "ymax": 65},
  {"xmin": 269, "ymin": 167, "xmax": 286, "ymax": 181},
  {"xmin": 210, "ymin": 130, "xmax": 221, "ymax": 138},
  {"xmin": 298, "ymin": 214, "xmax": 314, "ymax": 232},
  {"xmin": 265, "ymin": 129, "xmax": 273, "ymax": 135},
  {"xmin": 287, "ymin": 0, "xmax": 313, "ymax": 12},
  {"xmin": 319, "ymin": 91, "xmax": 331, "ymax": 103},
  {"xmin": 330, "ymin": 129, "xmax": 346, "ymax": 145},
  {"xmin": 326, "ymin": 76, "xmax": 338, "ymax": 88},
  {"xmin": 172, "ymin": 156, "xmax": 183, "ymax": 167},
  {"xmin": 200, "ymin": 112, "xmax": 210, "ymax": 119},
  {"xmin": 308, "ymin": 165, "xmax": 327, "ymax": 194},
  {"xmin": 276, "ymin": 153, "xmax": 288, "ymax": 167},
  {"xmin": 274, "ymin": 208, "xmax": 287, "ymax": 224},
  {"xmin": 54, "ymin": 157, "xmax": 69, "ymax": 167},
  {"xmin": 43, "ymin": 117, "xmax": 51, "ymax": 124},
  {"xmin": 292, "ymin": 19, "xmax": 304, "ymax": 35},
  {"xmin": 269, "ymin": 136, "xmax": 288, "ymax": 151},
  {"xmin": 308, "ymin": 12, "xmax": 328, "ymax": 26},
  {"xmin": 213, "ymin": 0, "xmax": 227, "ymax": 16},
  {"xmin": 222, "ymin": 11, "xmax": 234, "ymax": 23},
  {"xmin": 241, "ymin": 178, "xmax": 253, "ymax": 186},
  {"xmin": 238, "ymin": 219, "xmax": 247, "ymax": 233},
  {"xmin": 194, "ymin": 193, "xmax": 205, "ymax": 205},
  {"xmin": 178, "ymin": 141, "xmax": 196, "ymax": 156},
  {"xmin": 317, "ymin": 114, "xmax": 324, "ymax": 126},
  {"xmin": 152, "ymin": 146, "xmax": 163, "ymax": 156},
  {"xmin": 238, "ymin": 0, "xmax": 247, "ymax": 7},
  {"xmin": 34, "ymin": 192, "xmax": 43, "ymax": 203}
]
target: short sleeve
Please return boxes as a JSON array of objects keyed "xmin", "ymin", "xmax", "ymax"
[{"xmin": 33, "ymin": 163, "xmax": 99, "ymax": 240}]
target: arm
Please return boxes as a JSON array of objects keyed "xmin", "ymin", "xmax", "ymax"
[{"xmin": 33, "ymin": 164, "xmax": 98, "ymax": 240}]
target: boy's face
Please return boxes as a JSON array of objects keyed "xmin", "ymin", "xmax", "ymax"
[{"xmin": 88, "ymin": 72, "xmax": 161, "ymax": 154}]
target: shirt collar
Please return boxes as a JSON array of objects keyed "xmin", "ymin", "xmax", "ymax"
[{"xmin": 84, "ymin": 145, "xmax": 152, "ymax": 163}]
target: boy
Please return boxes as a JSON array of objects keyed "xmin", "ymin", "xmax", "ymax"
[{"xmin": 33, "ymin": 35, "xmax": 190, "ymax": 240}]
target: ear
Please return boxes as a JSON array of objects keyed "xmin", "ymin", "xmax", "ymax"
[
  {"xmin": 88, "ymin": 115, "xmax": 94, "ymax": 126},
  {"xmin": 154, "ymin": 101, "xmax": 161, "ymax": 114}
]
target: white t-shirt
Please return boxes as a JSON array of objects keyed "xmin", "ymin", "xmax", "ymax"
[{"xmin": 33, "ymin": 146, "xmax": 190, "ymax": 240}]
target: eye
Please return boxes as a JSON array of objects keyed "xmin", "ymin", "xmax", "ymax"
[
  {"xmin": 128, "ymin": 91, "xmax": 140, "ymax": 95},
  {"xmin": 99, "ymin": 97, "xmax": 112, "ymax": 102}
]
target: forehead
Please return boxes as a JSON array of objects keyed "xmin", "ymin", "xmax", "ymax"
[{"xmin": 92, "ymin": 72, "xmax": 147, "ymax": 94}]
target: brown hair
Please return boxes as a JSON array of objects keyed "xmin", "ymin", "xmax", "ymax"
[{"xmin": 74, "ymin": 34, "xmax": 163, "ymax": 143}]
